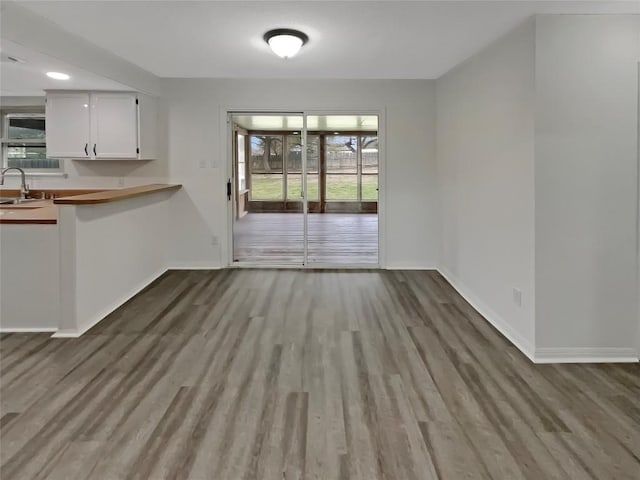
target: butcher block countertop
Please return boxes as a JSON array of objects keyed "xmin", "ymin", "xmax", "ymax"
[
  {"xmin": 0, "ymin": 184, "xmax": 181, "ymax": 224},
  {"xmin": 0, "ymin": 200, "xmax": 57, "ymax": 224},
  {"xmin": 54, "ymin": 184, "xmax": 182, "ymax": 205}
]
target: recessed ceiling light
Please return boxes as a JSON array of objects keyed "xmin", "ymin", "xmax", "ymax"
[
  {"xmin": 264, "ymin": 29, "xmax": 308, "ymax": 59},
  {"xmin": 46, "ymin": 71, "xmax": 70, "ymax": 80},
  {"xmin": 0, "ymin": 53, "xmax": 26, "ymax": 64}
]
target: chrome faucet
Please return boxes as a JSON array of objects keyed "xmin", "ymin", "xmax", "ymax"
[{"xmin": 0, "ymin": 167, "xmax": 30, "ymax": 199}]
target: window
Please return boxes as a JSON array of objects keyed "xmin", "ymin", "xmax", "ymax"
[
  {"xmin": 286, "ymin": 134, "xmax": 319, "ymax": 201},
  {"xmin": 326, "ymin": 135, "xmax": 378, "ymax": 201},
  {"xmin": 326, "ymin": 135, "xmax": 358, "ymax": 200},
  {"xmin": 286, "ymin": 135, "xmax": 302, "ymax": 200},
  {"xmin": 237, "ymin": 133, "xmax": 246, "ymax": 191},
  {"xmin": 250, "ymin": 135, "xmax": 283, "ymax": 200},
  {"xmin": 2, "ymin": 114, "xmax": 60, "ymax": 170},
  {"xmin": 305, "ymin": 135, "xmax": 320, "ymax": 201},
  {"xmin": 361, "ymin": 136, "xmax": 378, "ymax": 200},
  {"xmin": 247, "ymin": 132, "xmax": 378, "ymax": 203}
]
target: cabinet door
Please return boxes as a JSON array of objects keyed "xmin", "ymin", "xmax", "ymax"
[
  {"xmin": 46, "ymin": 93, "xmax": 91, "ymax": 158},
  {"xmin": 90, "ymin": 93, "xmax": 138, "ymax": 158}
]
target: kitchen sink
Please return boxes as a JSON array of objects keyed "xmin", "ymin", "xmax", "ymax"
[{"xmin": 0, "ymin": 197, "xmax": 43, "ymax": 205}]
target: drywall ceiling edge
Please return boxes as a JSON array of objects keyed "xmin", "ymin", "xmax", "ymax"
[{"xmin": 0, "ymin": 1, "xmax": 161, "ymax": 96}]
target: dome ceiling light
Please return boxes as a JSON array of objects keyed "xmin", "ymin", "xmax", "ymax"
[{"xmin": 263, "ymin": 28, "xmax": 308, "ymax": 59}]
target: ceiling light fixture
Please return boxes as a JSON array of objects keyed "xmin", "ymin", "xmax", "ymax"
[
  {"xmin": 0, "ymin": 53, "xmax": 26, "ymax": 64},
  {"xmin": 46, "ymin": 71, "xmax": 70, "ymax": 80},
  {"xmin": 264, "ymin": 28, "xmax": 308, "ymax": 59}
]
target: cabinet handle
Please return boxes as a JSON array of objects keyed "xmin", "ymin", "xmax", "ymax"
[
  {"xmin": 93, "ymin": 144, "xmax": 97, "ymax": 156},
  {"xmin": 84, "ymin": 143, "xmax": 88, "ymax": 156}
]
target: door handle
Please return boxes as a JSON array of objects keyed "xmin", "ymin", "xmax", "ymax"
[
  {"xmin": 84, "ymin": 143, "xmax": 88, "ymax": 156},
  {"xmin": 93, "ymin": 144, "xmax": 97, "ymax": 156},
  {"xmin": 227, "ymin": 179, "xmax": 232, "ymax": 201}
]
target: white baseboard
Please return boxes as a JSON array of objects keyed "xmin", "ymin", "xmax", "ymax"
[
  {"xmin": 0, "ymin": 327, "xmax": 58, "ymax": 333},
  {"xmin": 437, "ymin": 267, "xmax": 639, "ymax": 364},
  {"xmin": 534, "ymin": 347, "xmax": 639, "ymax": 364},
  {"xmin": 52, "ymin": 268, "xmax": 168, "ymax": 338},
  {"xmin": 167, "ymin": 262, "xmax": 438, "ymax": 271},
  {"xmin": 167, "ymin": 261, "xmax": 223, "ymax": 270},
  {"xmin": 437, "ymin": 267, "xmax": 536, "ymax": 362},
  {"xmin": 51, "ymin": 331, "xmax": 82, "ymax": 338},
  {"xmin": 386, "ymin": 262, "xmax": 438, "ymax": 270}
]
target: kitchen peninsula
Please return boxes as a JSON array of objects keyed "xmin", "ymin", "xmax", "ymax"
[{"xmin": 0, "ymin": 184, "xmax": 181, "ymax": 335}]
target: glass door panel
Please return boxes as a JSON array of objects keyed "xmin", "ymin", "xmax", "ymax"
[
  {"xmin": 231, "ymin": 113, "xmax": 304, "ymax": 265},
  {"xmin": 286, "ymin": 135, "xmax": 303, "ymax": 201},
  {"xmin": 306, "ymin": 115, "xmax": 379, "ymax": 265}
]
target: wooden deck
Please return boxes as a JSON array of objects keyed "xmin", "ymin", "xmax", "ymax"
[{"xmin": 233, "ymin": 213, "xmax": 378, "ymax": 264}]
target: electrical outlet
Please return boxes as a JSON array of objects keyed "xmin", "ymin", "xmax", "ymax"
[
  {"xmin": 211, "ymin": 235, "xmax": 219, "ymax": 246},
  {"xmin": 512, "ymin": 288, "xmax": 522, "ymax": 307},
  {"xmin": 199, "ymin": 160, "xmax": 206, "ymax": 169},
  {"xmin": 117, "ymin": 177, "xmax": 125, "ymax": 187}
]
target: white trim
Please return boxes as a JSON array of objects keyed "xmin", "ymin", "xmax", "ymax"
[
  {"xmin": 437, "ymin": 267, "xmax": 536, "ymax": 362},
  {"xmin": 302, "ymin": 114, "xmax": 308, "ymax": 264},
  {"xmin": 0, "ymin": 327, "xmax": 57, "ymax": 333},
  {"xmin": 53, "ymin": 267, "xmax": 167, "ymax": 338},
  {"xmin": 636, "ymin": 61, "xmax": 640, "ymax": 357},
  {"xmin": 438, "ymin": 267, "xmax": 640, "ymax": 364},
  {"xmin": 534, "ymin": 348, "xmax": 639, "ymax": 364},
  {"xmin": 167, "ymin": 261, "xmax": 223, "ymax": 270},
  {"xmin": 387, "ymin": 262, "xmax": 438, "ymax": 270},
  {"xmin": 50, "ymin": 331, "xmax": 84, "ymax": 338},
  {"xmin": 230, "ymin": 262, "xmax": 379, "ymax": 269},
  {"xmin": 223, "ymin": 106, "xmax": 386, "ymax": 269}
]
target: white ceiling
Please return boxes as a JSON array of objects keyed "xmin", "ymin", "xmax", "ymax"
[
  {"xmin": 10, "ymin": 1, "xmax": 640, "ymax": 80},
  {"xmin": 0, "ymin": 40, "xmax": 133, "ymax": 96}
]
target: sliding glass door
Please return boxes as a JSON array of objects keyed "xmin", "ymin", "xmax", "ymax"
[
  {"xmin": 230, "ymin": 112, "xmax": 379, "ymax": 266},
  {"xmin": 231, "ymin": 113, "xmax": 306, "ymax": 265}
]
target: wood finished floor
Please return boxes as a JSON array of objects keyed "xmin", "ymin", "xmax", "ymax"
[
  {"xmin": 1, "ymin": 269, "xmax": 639, "ymax": 480},
  {"xmin": 233, "ymin": 213, "xmax": 378, "ymax": 264}
]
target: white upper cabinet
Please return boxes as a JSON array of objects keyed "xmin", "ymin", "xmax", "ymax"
[
  {"xmin": 45, "ymin": 92, "xmax": 91, "ymax": 158},
  {"xmin": 90, "ymin": 93, "xmax": 138, "ymax": 158},
  {"xmin": 45, "ymin": 91, "xmax": 157, "ymax": 160}
]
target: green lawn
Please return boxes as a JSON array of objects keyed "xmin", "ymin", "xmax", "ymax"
[
  {"xmin": 286, "ymin": 175, "xmax": 319, "ymax": 200},
  {"xmin": 361, "ymin": 175, "xmax": 378, "ymax": 200},
  {"xmin": 250, "ymin": 174, "xmax": 378, "ymax": 201},
  {"xmin": 250, "ymin": 175, "xmax": 282, "ymax": 200}
]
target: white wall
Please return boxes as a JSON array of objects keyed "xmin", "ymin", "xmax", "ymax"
[
  {"xmin": 436, "ymin": 19, "xmax": 537, "ymax": 355},
  {"xmin": 163, "ymin": 79, "xmax": 438, "ymax": 269},
  {"xmin": 57, "ymin": 191, "xmax": 173, "ymax": 335},
  {"xmin": 534, "ymin": 15, "xmax": 640, "ymax": 358},
  {"xmin": 0, "ymin": 223, "xmax": 59, "ymax": 331}
]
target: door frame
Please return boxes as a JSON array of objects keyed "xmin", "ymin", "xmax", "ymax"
[
  {"xmin": 223, "ymin": 107, "xmax": 386, "ymax": 269},
  {"xmin": 636, "ymin": 62, "xmax": 640, "ymax": 359},
  {"xmin": 232, "ymin": 125, "xmax": 249, "ymax": 220}
]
